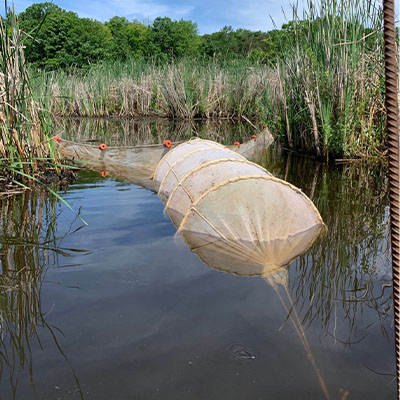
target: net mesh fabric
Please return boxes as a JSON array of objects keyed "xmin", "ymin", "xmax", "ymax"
[
  {"xmin": 57, "ymin": 130, "xmax": 275, "ymax": 193},
  {"xmin": 154, "ymin": 139, "xmax": 325, "ymax": 277}
]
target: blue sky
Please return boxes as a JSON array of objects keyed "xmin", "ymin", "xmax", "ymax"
[{"xmin": 10, "ymin": 0, "xmax": 298, "ymax": 34}]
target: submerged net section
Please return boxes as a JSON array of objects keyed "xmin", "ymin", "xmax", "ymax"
[
  {"xmin": 58, "ymin": 141, "xmax": 169, "ymax": 176},
  {"xmin": 153, "ymin": 138, "xmax": 325, "ymax": 276}
]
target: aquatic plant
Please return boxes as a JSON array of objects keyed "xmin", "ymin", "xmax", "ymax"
[
  {"xmin": 271, "ymin": 0, "xmax": 385, "ymax": 158},
  {"xmin": 33, "ymin": 58, "xmax": 274, "ymax": 122},
  {"xmin": 31, "ymin": 0, "xmax": 386, "ymax": 158},
  {"xmin": 0, "ymin": 6, "xmax": 61, "ymax": 189}
]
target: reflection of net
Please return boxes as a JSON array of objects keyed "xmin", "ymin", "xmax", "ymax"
[
  {"xmin": 153, "ymin": 138, "xmax": 325, "ymax": 276},
  {"xmin": 54, "ymin": 118, "xmax": 270, "ymax": 147}
]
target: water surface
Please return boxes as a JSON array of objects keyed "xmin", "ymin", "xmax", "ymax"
[{"xmin": 0, "ymin": 122, "xmax": 394, "ymax": 399}]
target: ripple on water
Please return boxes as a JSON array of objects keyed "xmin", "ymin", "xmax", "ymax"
[{"xmin": 224, "ymin": 343, "xmax": 256, "ymax": 363}]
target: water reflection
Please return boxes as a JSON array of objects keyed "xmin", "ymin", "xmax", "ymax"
[
  {"xmin": 0, "ymin": 134, "xmax": 394, "ymax": 398},
  {"xmin": 55, "ymin": 117, "xmax": 258, "ymax": 146},
  {"xmin": 260, "ymin": 148, "xmax": 392, "ymax": 345},
  {"xmin": 0, "ymin": 192, "xmax": 85, "ymax": 399},
  {"xmin": 78, "ymin": 126, "xmax": 391, "ymax": 356},
  {"xmin": 174, "ymin": 147, "xmax": 392, "ymax": 398},
  {"xmin": 176, "ymin": 210, "xmax": 330, "ymax": 397}
]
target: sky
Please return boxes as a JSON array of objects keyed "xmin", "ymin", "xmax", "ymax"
[{"xmin": 10, "ymin": 0, "xmax": 299, "ymax": 34}]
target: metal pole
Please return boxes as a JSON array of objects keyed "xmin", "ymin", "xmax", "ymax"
[{"xmin": 383, "ymin": 0, "xmax": 400, "ymax": 397}]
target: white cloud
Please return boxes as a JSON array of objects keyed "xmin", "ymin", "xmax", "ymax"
[
  {"xmin": 109, "ymin": 0, "xmax": 169, "ymax": 19},
  {"xmin": 217, "ymin": 0, "xmax": 296, "ymax": 31},
  {"xmin": 78, "ymin": 0, "xmax": 194, "ymax": 21}
]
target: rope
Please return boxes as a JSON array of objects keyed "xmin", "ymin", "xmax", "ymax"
[{"xmin": 266, "ymin": 278, "xmax": 331, "ymax": 400}]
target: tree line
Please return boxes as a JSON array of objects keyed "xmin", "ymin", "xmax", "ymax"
[{"xmin": 18, "ymin": 2, "xmax": 294, "ymax": 69}]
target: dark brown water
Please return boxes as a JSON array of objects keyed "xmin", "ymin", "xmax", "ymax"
[{"xmin": 0, "ymin": 123, "xmax": 395, "ymax": 399}]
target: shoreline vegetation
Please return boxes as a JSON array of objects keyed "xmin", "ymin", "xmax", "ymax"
[
  {"xmin": 27, "ymin": 0, "xmax": 385, "ymax": 159},
  {"xmin": 1, "ymin": 0, "xmax": 388, "ymax": 169},
  {"xmin": 0, "ymin": 6, "xmax": 77, "ymax": 193},
  {"xmin": 0, "ymin": 8, "xmax": 50, "ymax": 189},
  {"xmin": 0, "ymin": 3, "xmax": 87, "ymax": 200}
]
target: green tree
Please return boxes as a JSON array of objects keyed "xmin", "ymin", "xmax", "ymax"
[
  {"xmin": 147, "ymin": 17, "xmax": 200, "ymax": 60},
  {"xmin": 201, "ymin": 26, "xmax": 236, "ymax": 58},
  {"xmin": 106, "ymin": 16, "xmax": 148, "ymax": 60},
  {"xmin": 261, "ymin": 29, "xmax": 291, "ymax": 63},
  {"xmin": 68, "ymin": 18, "xmax": 113, "ymax": 67},
  {"xmin": 19, "ymin": 3, "xmax": 112, "ymax": 69},
  {"xmin": 201, "ymin": 26, "xmax": 274, "ymax": 61},
  {"xmin": 124, "ymin": 22, "xmax": 148, "ymax": 58},
  {"xmin": 18, "ymin": 2, "xmax": 61, "ymax": 28},
  {"xmin": 16, "ymin": 2, "xmax": 314, "ymax": 68}
]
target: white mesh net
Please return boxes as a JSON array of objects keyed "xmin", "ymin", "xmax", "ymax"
[{"xmin": 154, "ymin": 138, "xmax": 325, "ymax": 276}]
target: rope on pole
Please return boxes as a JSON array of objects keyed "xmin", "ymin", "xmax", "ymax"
[{"xmin": 383, "ymin": 0, "xmax": 400, "ymax": 397}]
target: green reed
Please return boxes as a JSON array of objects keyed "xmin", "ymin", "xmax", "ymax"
[
  {"xmin": 0, "ymin": 6, "xmax": 58, "ymax": 186},
  {"xmin": 30, "ymin": 0, "xmax": 386, "ymax": 158},
  {"xmin": 270, "ymin": 0, "xmax": 385, "ymax": 158},
  {"xmin": 32, "ymin": 58, "xmax": 275, "ymax": 122}
]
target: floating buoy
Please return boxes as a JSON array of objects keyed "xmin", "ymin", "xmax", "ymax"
[
  {"xmin": 163, "ymin": 139, "xmax": 173, "ymax": 148},
  {"xmin": 233, "ymin": 141, "xmax": 240, "ymax": 147},
  {"xmin": 251, "ymin": 135, "xmax": 257, "ymax": 140},
  {"xmin": 99, "ymin": 143, "xmax": 107, "ymax": 151},
  {"xmin": 53, "ymin": 135, "xmax": 61, "ymax": 143}
]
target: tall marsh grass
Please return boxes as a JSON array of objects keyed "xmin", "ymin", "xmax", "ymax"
[
  {"xmin": 32, "ymin": 0, "xmax": 386, "ymax": 158},
  {"xmin": 0, "ymin": 8, "xmax": 57, "ymax": 186},
  {"xmin": 271, "ymin": 0, "xmax": 385, "ymax": 157},
  {"xmin": 33, "ymin": 58, "xmax": 274, "ymax": 121}
]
